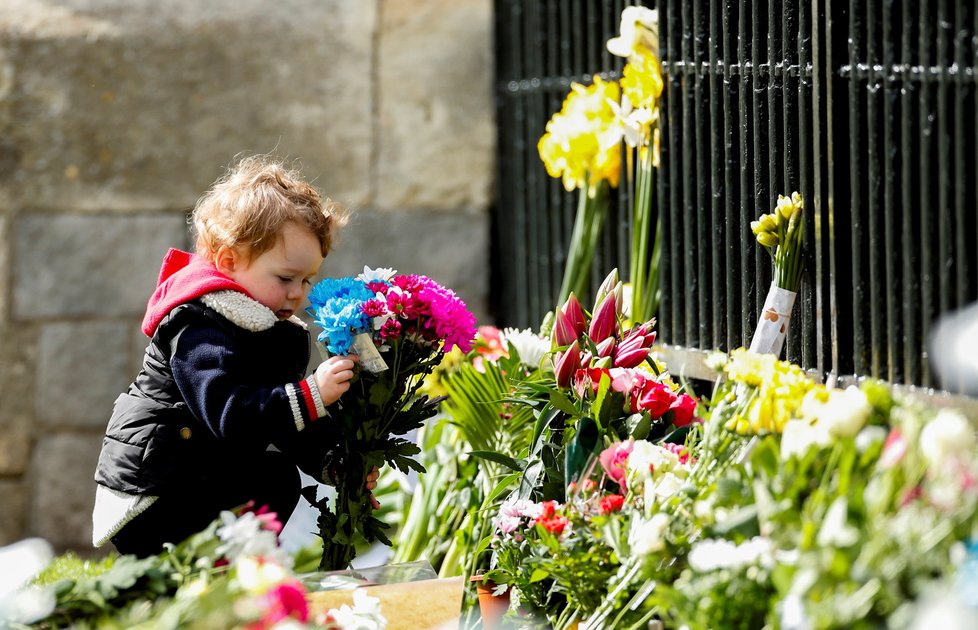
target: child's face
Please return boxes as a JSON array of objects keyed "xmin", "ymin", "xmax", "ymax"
[{"xmin": 226, "ymin": 222, "xmax": 324, "ymax": 320}]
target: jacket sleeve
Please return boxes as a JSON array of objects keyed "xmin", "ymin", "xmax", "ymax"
[{"xmin": 169, "ymin": 317, "xmax": 327, "ymax": 447}]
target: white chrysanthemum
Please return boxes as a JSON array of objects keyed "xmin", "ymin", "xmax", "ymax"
[
  {"xmin": 357, "ymin": 266, "xmax": 397, "ymax": 283},
  {"xmin": 780, "ymin": 418, "xmax": 830, "ymax": 460},
  {"xmin": 502, "ymin": 327, "xmax": 550, "ymax": 369}
]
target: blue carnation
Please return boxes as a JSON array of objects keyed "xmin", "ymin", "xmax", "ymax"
[{"xmin": 307, "ymin": 277, "xmax": 375, "ymax": 355}]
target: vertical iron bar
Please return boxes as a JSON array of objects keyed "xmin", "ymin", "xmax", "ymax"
[
  {"xmin": 709, "ymin": 0, "xmax": 726, "ymax": 351},
  {"xmin": 693, "ymin": 0, "xmax": 711, "ymax": 348},
  {"xmin": 936, "ymin": 0, "xmax": 951, "ymax": 318},
  {"xmin": 900, "ymin": 0, "xmax": 920, "ymax": 384},
  {"xmin": 752, "ymin": 0, "xmax": 769, "ymax": 338},
  {"xmin": 740, "ymin": 0, "xmax": 756, "ymax": 346},
  {"xmin": 881, "ymin": 0, "xmax": 899, "ymax": 383},
  {"xmin": 848, "ymin": 0, "xmax": 867, "ymax": 376},
  {"xmin": 722, "ymin": 0, "xmax": 740, "ymax": 351},
  {"xmin": 918, "ymin": 0, "xmax": 935, "ymax": 386},
  {"xmin": 681, "ymin": 0, "xmax": 696, "ymax": 346}
]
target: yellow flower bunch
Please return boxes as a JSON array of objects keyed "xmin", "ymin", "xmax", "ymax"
[
  {"xmin": 537, "ymin": 75, "xmax": 622, "ymax": 193},
  {"xmin": 751, "ymin": 192, "xmax": 805, "ymax": 291},
  {"xmin": 621, "ymin": 52, "xmax": 663, "ymax": 114},
  {"xmin": 720, "ymin": 348, "xmax": 816, "ymax": 435}
]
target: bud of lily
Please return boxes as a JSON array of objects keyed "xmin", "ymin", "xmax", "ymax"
[
  {"xmin": 563, "ymin": 293, "xmax": 588, "ymax": 337},
  {"xmin": 589, "ymin": 284, "xmax": 621, "ymax": 342},
  {"xmin": 614, "ymin": 346, "xmax": 650, "ymax": 368},
  {"xmin": 596, "ymin": 337, "xmax": 616, "ymax": 358},
  {"xmin": 592, "ymin": 356, "xmax": 613, "ymax": 369},
  {"xmin": 554, "ymin": 293, "xmax": 587, "ymax": 347},
  {"xmin": 592, "ymin": 269, "xmax": 620, "ymax": 313},
  {"xmin": 553, "ymin": 340, "xmax": 582, "ymax": 388}
]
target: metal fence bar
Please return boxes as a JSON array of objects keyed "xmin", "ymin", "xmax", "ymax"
[{"xmin": 492, "ymin": 0, "xmax": 977, "ymax": 394}]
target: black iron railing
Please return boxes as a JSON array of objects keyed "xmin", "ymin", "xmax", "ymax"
[{"xmin": 492, "ymin": 0, "xmax": 978, "ymax": 391}]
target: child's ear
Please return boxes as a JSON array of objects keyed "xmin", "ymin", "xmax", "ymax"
[{"xmin": 214, "ymin": 246, "xmax": 239, "ymax": 275}]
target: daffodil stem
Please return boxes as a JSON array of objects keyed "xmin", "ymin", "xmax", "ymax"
[{"xmin": 558, "ymin": 178, "xmax": 610, "ymax": 304}]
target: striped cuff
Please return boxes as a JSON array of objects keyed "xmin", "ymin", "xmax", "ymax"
[{"xmin": 285, "ymin": 376, "xmax": 326, "ymax": 431}]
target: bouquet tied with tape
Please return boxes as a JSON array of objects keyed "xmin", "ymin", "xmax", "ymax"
[{"xmin": 305, "ymin": 266, "xmax": 477, "ymax": 571}]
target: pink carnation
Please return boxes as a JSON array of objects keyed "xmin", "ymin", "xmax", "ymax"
[{"xmin": 599, "ymin": 440, "xmax": 634, "ymax": 491}]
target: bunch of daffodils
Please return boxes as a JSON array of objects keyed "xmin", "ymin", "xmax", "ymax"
[{"xmin": 751, "ymin": 191, "xmax": 806, "ymax": 291}]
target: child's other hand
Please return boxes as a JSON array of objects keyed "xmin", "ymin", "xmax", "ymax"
[
  {"xmin": 367, "ymin": 466, "xmax": 380, "ymax": 509},
  {"xmin": 314, "ymin": 355, "xmax": 358, "ymax": 406}
]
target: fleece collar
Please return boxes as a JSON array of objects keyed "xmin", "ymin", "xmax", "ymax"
[{"xmin": 200, "ymin": 291, "xmax": 306, "ymax": 332}]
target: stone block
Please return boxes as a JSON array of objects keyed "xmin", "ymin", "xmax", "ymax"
[
  {"xmin": 0, "ymin": 479, "xmax": 27, "ymax": 546},
  {"xmin": 13, "ymin": 213, "xmax": 187, "ymax": 319},
  {"xmin": 0, "ymin": 324, "xmax": 35, "ymax": 470},
  {"xmin": 376, "ymin": 0, "xmax": 494, "ymax": 211},
  {"xmin": 36, "ymin": 321, "xmax": 131, "ymax": 429},
  {"xmin": 29, "ymin": 433, "xmax": 102, "ymax": 550},
  {"xmin": 324, "ymin": 207, "xmax": 491, "ymax": 325},
  {"xmin": 0, "ymin": 0, "xmax": 376, "ymax": 212},
  {"xmin": 0, "ymin": 429, "xmax": 30, "ymax": 476}
]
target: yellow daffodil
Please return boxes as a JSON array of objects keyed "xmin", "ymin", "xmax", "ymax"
[
  {"xmin": 621, "ymin": 53, "xmax": 664, "ymax": 112},
  {"xmin": 538, "ymin": 76, "xmax": 621, "ymax": 193}
]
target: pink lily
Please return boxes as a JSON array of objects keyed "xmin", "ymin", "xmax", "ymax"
[{"xmin": 596, "ymin": 337, "xmax": 617, "ymax": 358}]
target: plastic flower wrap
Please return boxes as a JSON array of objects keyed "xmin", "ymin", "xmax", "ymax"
[{"xmin": 306, "ymin": 266, "xmax": 477, "ymax": 571}]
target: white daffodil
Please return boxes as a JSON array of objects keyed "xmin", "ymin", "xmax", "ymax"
[{"xmin": 607, "ymin": 6, "xmax": 660, "ymax": 61}]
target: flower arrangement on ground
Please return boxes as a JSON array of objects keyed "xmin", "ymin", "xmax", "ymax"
[
  {"xmin": 478, "ymin": 339, "xmax": 978, "ymax": 629},
  {"xmin": 25, "ymin": 503, "xmax": 387, "ymax": 629},
  {"xmin": 305, "ymin": 266, "xmax": 477, "ymax": 571}
]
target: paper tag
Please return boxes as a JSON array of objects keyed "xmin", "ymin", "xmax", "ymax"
[
  {"xmin": 748, "ymin": 283, "xmax": 797, "ymax": 357},
  {"xmin": 351, "ymin": 332, "xmax": 389, "ymax": 373}
]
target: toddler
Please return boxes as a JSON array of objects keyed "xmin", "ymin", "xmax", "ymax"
[{"xmin": 92, "ymin": 156, "xmax": 371, "ymax": 557}]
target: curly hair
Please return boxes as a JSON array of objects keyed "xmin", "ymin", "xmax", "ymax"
[{"xmin": 191, "ymin": 155, "xmax": 348, "ymax": 261}]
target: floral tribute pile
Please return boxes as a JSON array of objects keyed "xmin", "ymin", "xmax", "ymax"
[
  {"xmin": 477, "ymin": 343, "xmax": 978, "ymax": 630},
  {"xmin": 22, "ymin": 504, "xmax": 387, "ymax": 629},
  {"xmin": 305, "ymin": 266, "xmax": 477, "ymax": 571}
]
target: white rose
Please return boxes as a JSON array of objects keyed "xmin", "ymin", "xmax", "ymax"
[
  {"xmin": 629, "ymin": 512, "xmax": 670, "ymax": 555},
  {"xmin": 780, "ymin": 419, "xmax": 830, "ymax": 460},
  {"xmin": 818, "ymin": 386, "xmax": 872, "ymax": 438},
  {"xmin": 920, "ymin": 408, "xmax": 976, "ymax": 468}
]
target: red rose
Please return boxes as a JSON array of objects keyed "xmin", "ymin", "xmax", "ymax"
[
  {"xmin": 599, "ymin": 494, "xmax": 625, "ymax": 514},
  {"xmin": 634, "ymin": 380, "xmax": 675, "ymax": 417},
  {"xmin": 668, "ymin": 393, "xmax": 698, "ymax": 427}
]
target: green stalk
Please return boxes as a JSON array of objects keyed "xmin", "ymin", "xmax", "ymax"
[
  {"xmin": 629, "ymin": 141, "xmax": 658, "ymax": 322},
  {"xmin": 557, "ymin": 178, "xmax": 610, "ymax": 304}
]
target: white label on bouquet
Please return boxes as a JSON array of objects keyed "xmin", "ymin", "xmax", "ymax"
[
  {"xmin": 351, "ymin": 333, "xmax": 389, "ymax": 373},
  {"xmin": 749, "ymin": 283, "xmax": 797, "ymax": 357}
]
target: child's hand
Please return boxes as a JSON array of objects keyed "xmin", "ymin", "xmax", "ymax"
[
  {"xmin": 314, "ymin": 355, "xmax": 358, "ymax": 406},
  {"xmin": 366, "ymin": 466, "xmax": 381, "ymax": 509}
]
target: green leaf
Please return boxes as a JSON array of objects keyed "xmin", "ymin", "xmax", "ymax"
[
  {"xmin": 469, "ymin": 450, "xmax": 526, "ymax": 472},
  {"xmin": 548, "ymin": 389, "xmax": 580, "ymax": 416},
  {"xmin": 529, "ymin": 568, "xmax": 550, "ymax": 583}
]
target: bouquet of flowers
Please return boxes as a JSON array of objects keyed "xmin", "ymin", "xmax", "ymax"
[
  {"xmin": 306, "ymin": 266, "xmax": 477, "ymax": 571},
  {"xmin": 749, "ymin": 191, "xmax": 806, "ymax": 355}
]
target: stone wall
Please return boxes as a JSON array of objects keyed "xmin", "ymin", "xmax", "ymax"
[{"xmin": 0, "ymin": 0, "xmax": 494, "ymax": 552}]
